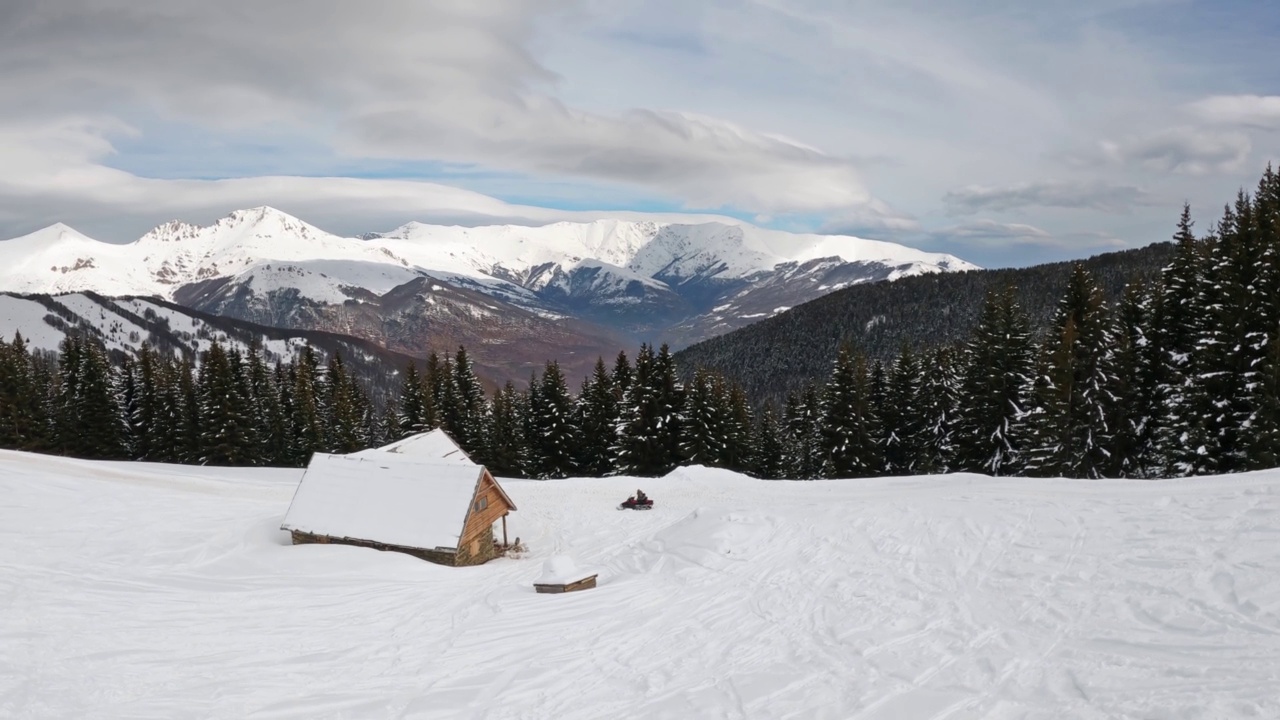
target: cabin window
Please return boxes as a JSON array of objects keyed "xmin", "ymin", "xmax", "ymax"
[{"xmin": 475, "ymin": 496, "xmax": 488, "ymax": 511}]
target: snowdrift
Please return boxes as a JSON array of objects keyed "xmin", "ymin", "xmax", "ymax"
[{"xmin": 3, "ymin": 449, "xmax": 1279, "ymax": 718}]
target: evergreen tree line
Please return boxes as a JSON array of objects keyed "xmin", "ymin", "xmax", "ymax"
[
  {"xmin": 3, "ymin": 167, "xmax": 1279, "ymax": 480},
  {"xmin": 0, "ymin": 337, "xmax": 388, "ymax": 466},
  {"xmin": 767, "ymin": 166, "xmax": 1280, "ymax": 480}
]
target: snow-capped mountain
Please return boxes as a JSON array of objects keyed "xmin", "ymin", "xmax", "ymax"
[
  {"xmin": 0, "ymin": 207, "xmax": 977, "ymax": 382},
  {"xmin": 0, "ymin": 209, "xmax": 409, "ymax": 298},
  {"xmin": 369, "ymin": 217, "xmax": 974, "ymax": 289}
]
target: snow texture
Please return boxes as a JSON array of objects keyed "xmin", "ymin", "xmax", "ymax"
[
  {"xmin": 0, "ymin": 293, "xmax": 313, "ymax": 362},
  {"xmin": 280, "ymin": 453, "xmax": 485, "ymax": 551},
  {"xmin": 5, "ymin": 450, "xmax": 1278, "ymax": 718},
  {"xmin": 350, "ymin": 429, "xmax": 474, "ymax": 464},
  {"xmin": 0, "ymin": 295, "xmax": 64, "ymax": 351}
]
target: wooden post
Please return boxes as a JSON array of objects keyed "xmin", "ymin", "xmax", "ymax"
[{"xmin": 502, "ymin": 513, "xmax": 508, "ymax": 548}]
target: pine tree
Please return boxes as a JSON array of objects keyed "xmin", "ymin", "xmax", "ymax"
[
  {"xmin": 575, "ymin": 357, "xmax": 618, "ymax": 476},
  {"xmin": 116, "ymin": 355, "xmax": 140, "ymax": 458},
  {"xmin": 679, "ymin": 368, "xmax": 727, "ymax": 467},
  {"xmin": 486, "ymin": 382, "xmax": 527, "ymax": 477},
  {"xmin": 175, "ymin": 357, "xmax": 201, "ymax": 463},
  {"xmin": 612, "ymin": 350, "xmax": 633, "ymax": 402},
  {"xmin": 616, "ymin": 344, "xmax": 670, "ymax": 476},
  {"xmin": 0, "ymin": 336, "xmax": 17, "ymax": 448},
  {"xmin": 262, "ymin": 361, "xmax": 293, "ymax": 465},
  {"xmin": 128, "ymin": 344, "xmax": 164, "ymax": 461},
  {"xmin": 1186, "ymin": 194, "xmax": 1263, "ymax": 474},
  {"xmin": 245, "ymin": 347, "xmax": 285, "ymax": 464},
  {"xmin": 451, "ymin": 347, "xmax": 488, "ymax": 459},
  {"xmin": 867, "ymin": 359, "xmax": 889, "ymax": 475},
  {"xmin": 882, "ymin": 346, "xmax": 925, "ymax": 476},
  {"xmin": 434, "ymin": 354, "xmax": 462, "ymax": 444},
  {"xmin": 750, "ymin": 402, "xmax": 787, "ymax": 479},
  {"xmin": 1023, "ymin": 264, "xmax": 1117, "ymax": 478},
  {"xmin": 197, "ymin": 342, "xmax": 256, "ymax": 465},
  {"xmin": 953, "ymin": 287, "xmax": 1035, "ymax": 476},
  {"xmin": 1249, "ymin": 332, "xmax": 1280, "ymax": 469},
  {"xmin": 722, "ymin": 383, "xmax": 754, "ymax": 473},
  {"xmin": 0, "ymin": 333, "xmax": 49, "ymax": 452},
  {"xmin": 917, "ymin": 346, "xmax": 960, "ymax": 474},
  {"xmin": 290, "ymin": 346, "xmax": 325, "ymax": 465},
  {"xmin": 819, "ymin": 344, "xmax": 877, "ymax": 478},
  {"xmin": 1106, "ymin": 282, "xmax": 1164, "ymax": 477},
  {"xmin": 1158, "ymin": 206, "xmax": 1212, "ymax": 475},
  {"xmin": 323, "ymin": 353, "xmax": 364, "ymax": 454},
  {"xmin": 229, "ymin": 349, "xmax": 263, "ymax": 460},
  {"xmin": 782, "ymin": 383, "xmax": 824, "ymax": 479},
  {"xmin": 52, "ymin": 333, "xmax": 84, "ymax": 456},
  {"xmin": 397, "ymin": 363, "xmax": 429, "ymax": 440},
  {"xmin": 653, "ymin": 344, "xmax": 685, "ymax": 472},
  {"xmin": 529, "ymin": 361, "xmax": 577, "ymax": 478},
  {"xmin": 522, "ymin": 369, "xmax": 540, "ymax": 474},
  {"xmin": 1247, "ymin": 167, "xmax": 1280, "ymax": 468},
  {"xmin": 51, "ymin": 335, "xmax": 127, "ymax": 460}
]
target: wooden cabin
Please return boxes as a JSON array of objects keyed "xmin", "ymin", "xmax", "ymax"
[{"xmin": 280, "ymin": 453, "xmax": 517, "ymax": 566}]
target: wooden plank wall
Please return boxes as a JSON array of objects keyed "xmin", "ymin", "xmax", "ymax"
[{"xmin": 459, "ymin": 471, "xmax": 513, "ymax": 556}]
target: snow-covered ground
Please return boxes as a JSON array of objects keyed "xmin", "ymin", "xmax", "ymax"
[{"xmin": 2, "ymin": 451, "xmax": 1278, "ymax": 719}]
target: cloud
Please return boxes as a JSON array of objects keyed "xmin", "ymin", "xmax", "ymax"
[
  {"xmin": 346, "ymin": 106, "xmax": 870, "ymax": 213},
  {"xmin": 1188, "ymin": 95, "xmax": 1280, "ymax": 130},
  {"xmin": 0, "ymin": 118, "xmax": 760, "ymax": 241},
  {"xmin": 0, "ymin": 0, "xmax": 873, "ymax": 218},
  {"xmin": 943, "ymin": 180, "xmax": 1156, "ymax": 214},
  {"xmin": 1091, "ymin": 127, "xmax": 1252, "ymax": 175},
  {"xmin": 933, "ymin": 220, "xmax": 1057, "ymax": 248},
  {"xmin": 928, "ymin": 221, "xmax": 1131, "ymax": 252},
  {"xmin": 816, "ymin": 199, "xmax": 922, "ymax": 237}
]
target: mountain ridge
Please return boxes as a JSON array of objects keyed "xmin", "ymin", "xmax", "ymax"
[
  {"xmin": 0, "ymin": 207, "xmax": 979, "ymax": 385},
  {"xmin": 0, "ymin": 206, "xmax": 976, "ymax": 302}
]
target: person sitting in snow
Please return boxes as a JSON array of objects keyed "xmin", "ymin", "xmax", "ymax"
[{"xmin": 635, "ymin": 489, "xmax": 648, "ymax": 505}]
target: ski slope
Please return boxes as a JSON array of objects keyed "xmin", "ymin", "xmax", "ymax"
[{"xmin": 2, "ymin": 451, "xmax": 1278, "ymax": 719}]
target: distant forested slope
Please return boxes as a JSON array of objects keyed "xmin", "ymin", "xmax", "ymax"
[{"xmin": 674, "ymin": 242, "xmax": 1176, "ymax": 403}]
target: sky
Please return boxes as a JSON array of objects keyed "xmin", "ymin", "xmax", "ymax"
[{"xmin": 1, "ymin": 0, "xmax": 1278, "ymax": 268}]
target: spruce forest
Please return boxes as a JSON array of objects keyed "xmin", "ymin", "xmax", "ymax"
[{"xmin": 3, "ymin": 167, "xmax": 1280, "ymax": 481}]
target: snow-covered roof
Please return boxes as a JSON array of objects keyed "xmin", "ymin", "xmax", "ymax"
[
  {"xmin": 350, "ymin": 428, "xmax": 473, "ymax": 464},
  {"xmin": 280, "ymin": 453, "xmax": 487, "ymax": 551}
]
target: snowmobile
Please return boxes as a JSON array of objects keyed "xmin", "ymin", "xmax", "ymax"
[{"xmin": 618, "ymin": 494, "xmax": 654, "ymax": 511}]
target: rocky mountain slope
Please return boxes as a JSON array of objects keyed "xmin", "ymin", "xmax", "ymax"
[{"xmin": 0, "ymin": 207, "xmax": 976, "ymax": 383}]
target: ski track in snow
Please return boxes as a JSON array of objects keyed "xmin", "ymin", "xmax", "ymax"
[{"xmin": 2, "ymin": 452, "xmax": 1279, "ymax": 719}]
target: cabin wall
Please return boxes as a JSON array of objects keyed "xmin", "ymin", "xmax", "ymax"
[
  {"xmin": 453, "ymin": 527, "xmax": 495, "ymax": 567},
  {"xmin": 459, "ymin": 473, "xmax": 513, "ymax": 556},
  {"xmin": 290, "ymin": 530, "xmax": 460, "ymax": 566}
]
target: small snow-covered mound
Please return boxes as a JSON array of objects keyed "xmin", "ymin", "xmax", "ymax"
[
  {"xmin": 661, "ymin": 464, "xmax": 749, "ymax": 484},
  {"xmin": 645, "ymin": 508, "xmax": 779, "ymax": 572},
  {"xmin": 535, "ymin": 554, "xmax": 589, "ymax": 584}
]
